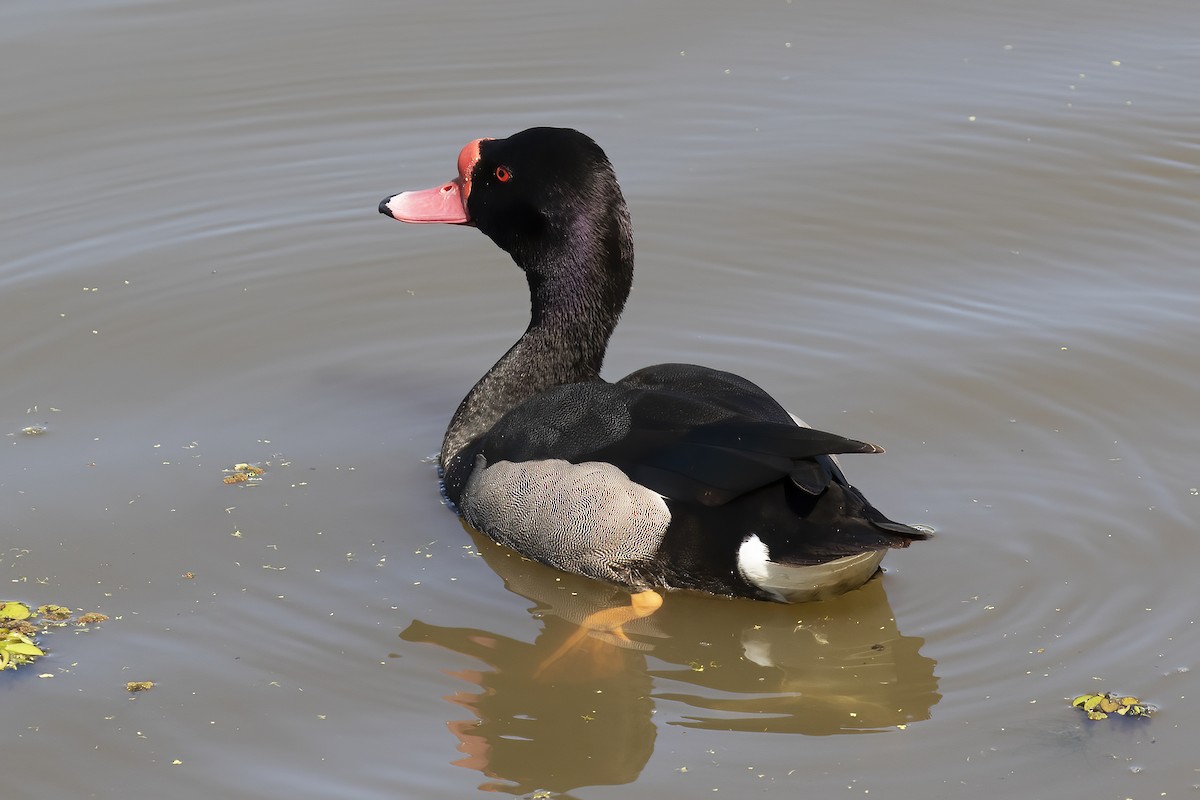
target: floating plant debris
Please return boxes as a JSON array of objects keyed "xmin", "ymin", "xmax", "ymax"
[
  {"xmin": 223, "ymin": 462, "xmax": 266, "ymax": 485},
  {"xmin": 0, "ymin": 601, "xmax": 32, "ymax": 621},
  {"xmin": 1070, "ymin": 692, "xmax": 1155, "ymax": 720},
  {"xmin": 2, "ymin": 601, "xmax": 111, "ymax": 671},
  {"xmin": 1, "ymin": 602, "xmax": 44, "ymax": 670},
  {"xmin": 1, "ymin": 629, "xmax": 44, "ymax": 670},
  {"xmin": 37, "ymin": 605, "xmax": 72, "ymax": 621}
]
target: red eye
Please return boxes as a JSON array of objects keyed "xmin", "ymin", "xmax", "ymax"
[{"xmin": 495, "ymin": 165, "xmax": 512, "ymax": 182}]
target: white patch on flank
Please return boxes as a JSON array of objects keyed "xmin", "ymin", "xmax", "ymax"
[
  {"xmin": 736, "ymin": 534, "xmax": 775, "ymax": 590},
  {"xmin": 737, "ymin": 533, "xmax": 887, "ymax": 602}
]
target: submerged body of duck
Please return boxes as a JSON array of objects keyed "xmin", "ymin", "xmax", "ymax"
[{"xmin": 379, "ymin": 127, "xmax": 927, "ymax": 607}]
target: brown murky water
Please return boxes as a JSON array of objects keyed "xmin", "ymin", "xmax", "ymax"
[{"xmin": 4, "ymin": 1, "xmax": 1198, "ymax": 797}]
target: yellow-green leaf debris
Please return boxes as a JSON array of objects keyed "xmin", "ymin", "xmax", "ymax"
[
  {"xmin": 0, "ymin": 601, "xmax": 32, "ymax": 621},
  {"xmin": 1070, "ymin": 691, "xmax": 1155, "ymax": 720}
]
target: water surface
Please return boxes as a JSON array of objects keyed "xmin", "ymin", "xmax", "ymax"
[{"xmin": 3, "ymin": 1, "xmax": 1198, "ymax": 797}]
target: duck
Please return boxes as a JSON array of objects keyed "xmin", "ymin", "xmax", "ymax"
[{"xmin": 378, "ymin": 127, "xmax": 927, "ymax": 628}]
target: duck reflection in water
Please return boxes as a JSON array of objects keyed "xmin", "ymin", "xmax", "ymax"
[{"xmin": 400, "ymin": 531, "xmax": 939, "ymax": 795}]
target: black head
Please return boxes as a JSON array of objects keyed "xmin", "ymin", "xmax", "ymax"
[
  {"xmin": 381, "ymin": 127, "xmax": 632, "ymax": 273},
  {"xmin": 465, "ymin": 128, "xmax": 624, "ymax": 258}
]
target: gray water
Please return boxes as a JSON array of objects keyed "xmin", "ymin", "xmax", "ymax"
[{"xmin": 3, "ymin": 1, "xmax": 1198, "ymax": 797}]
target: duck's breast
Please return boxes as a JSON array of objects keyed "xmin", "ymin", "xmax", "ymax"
[{"xmin": 459, "ymin": 455, "xmax": 671, "ymax": 585}]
